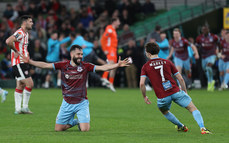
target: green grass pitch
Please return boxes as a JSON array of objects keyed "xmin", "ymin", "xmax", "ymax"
[{"xmin": 0, "ymin": 88, "xmax": 229, "ymax": 143}]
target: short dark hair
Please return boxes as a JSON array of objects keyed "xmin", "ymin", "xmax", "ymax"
[
  {"xmin": 70, "ymin": 32, "xmax": 76, "ymax": 38},
  {"xmin": 111, "ymin": 17, "xmax": 119, "ymax": 23},
  {"xmin": 70, "ymin": 45, "xmax": 83, "ymax": 52},
  {"xmin": 51, "ymin": 30, "xmax": 58, "ymax": 35},
  {"xmin": 155, "ymin": 25, "xmax": 161, "ymax": 31},
  {"xmin": 145, "ymin": 42, "xmax": 160, "ymax": 55},
  {"xmin": 173, "ymin": 28, "xmax": 181, "ymax": 33},
  {"xmin": 20, "ymin": 15, "xmax": 32, "ymax": 25}
]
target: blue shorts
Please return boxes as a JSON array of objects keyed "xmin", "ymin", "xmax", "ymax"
[
  {"xmin": 56, "ymin": 99, "xmax": 90, "ymax": 125},
  {"xmin": 157, "ymin": 90, "xmax": 192, "ymax": 111},
  {"xmin": 218, "ymin": 59, "xmax": 225, "ymax": 72},
  {"xmin": 174, "ymin": 57, "xmax": 190, "ymax": 70},
  {"xmin": 202, "ymin": 55, "xmax": 216, "ymax": 70},
  {"xmin": 224, "ymin": 61, "xmax": 229, "ymax": 71}
]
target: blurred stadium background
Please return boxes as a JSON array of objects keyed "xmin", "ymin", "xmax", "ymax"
[
  {"xmin": 1, "ymin": 1, "xmax": 229, "ymax": 143},
  {"xmin": 0, "ymin": 0, "xmax": 228, "ymax": 89}
]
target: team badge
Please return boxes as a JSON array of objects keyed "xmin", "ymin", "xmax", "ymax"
[
  {"xmin": 25, "ymin": 71, "xmax": 28, "ymax": 75},
  {"xmin": 65, "ymin": 74, "xmax": 69, "ymax": 79},
  {"xmin": 209, "ymin": 37, "xmax": 213, "ymax": 42},
  {"xmin": 77, "ymin": 67, "xmax": 83, "ymax": 72}
]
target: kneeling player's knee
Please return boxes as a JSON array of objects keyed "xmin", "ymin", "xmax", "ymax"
[
  {"xmin": 55, "ymin": 128, "xmax": 65, "ymax": 131},
  {"xmin": 79, "ymin": 125, "xmax": 90, "ymax": 132},
  {"xmin": 55, "ymin": 125, "xmax": 66, "ymax": 131},
  {"xmin": 80, "ymin": 127, "xmax": 90, "ymax": 132}
]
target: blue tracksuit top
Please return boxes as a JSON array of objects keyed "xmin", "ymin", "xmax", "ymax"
[
  {"xmin": 68, "ymin": 36, "xmax": 94, "ymax": 59},
  {"xmin": 46, "ymin": 37, "xmax": 71, "ymax": 62},
  {"xmin": 157, "ymin": 38, "xmax": 170, "ymax": 59}
]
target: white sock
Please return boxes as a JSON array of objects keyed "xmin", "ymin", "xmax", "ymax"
[
  {"xmin": 57, "ymin": 79, "xmax": 61, "ymax": 86},
  {"xmin": 44, "ymin": 81, "xmax": 49, "ymax": 88},
  {"xmin": 0, "ymin": 88, "xmax": 3, "ymax": 95},
  {"xmin": 23, "ymin": 88, "xmax": 32, "ymax": 109},
  {"xmin": 15, "ymin": 90, "xmax": 23, "ymax": 111}
]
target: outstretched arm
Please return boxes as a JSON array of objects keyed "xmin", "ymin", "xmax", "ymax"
[
  {"xmin": 139, "ymin": 76, "xmax": 151, "ymax": 104},
  {"xmin": 22, "ymin": 55, "xmax": 54, "ymax": 69},
  {"xmin": 95, "ymin": 57, "xmax": 130, "ymax": 71}
]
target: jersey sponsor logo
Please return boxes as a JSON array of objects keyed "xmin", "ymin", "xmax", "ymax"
[
  {"xmin": 15, "ymin": 32, "xmax": 22, "ymax": 38},
  {"xmin": 65, "ymin": 73, "xmax": 83, "ymax": 79}
]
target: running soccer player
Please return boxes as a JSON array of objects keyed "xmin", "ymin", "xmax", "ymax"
[
  {"xmin": 22, "ymin": 45, "xmax": 130, "ymax": 132},
  {"xmin": 100, "ymin": 17, "xmax": 121, "ymax": 92},
  {"xmin": 219, "ymin": 31, "xmax": 229, "ymax": 89},
  {"xmin": 167, "ymin": 28, "xmax": 199, "ymax": 88},
  {"xmin": 140, "ymin": 42, "xmax": 211, "ymax": 134},
  {"xmin": 6, "ymin": 15, "xmax": 34, "ymax": 114},
  {"xmin": 196, "ymin": 26, "xmax": 219, "ymax": 91}
]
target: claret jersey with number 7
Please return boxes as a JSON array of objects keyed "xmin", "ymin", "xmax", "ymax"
[{"xmin": 141, "ymin": 57, "xmax": 180, "ymax": 98}]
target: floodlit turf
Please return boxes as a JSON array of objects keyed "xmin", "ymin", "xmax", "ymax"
[{"xmin": 0, "ymin": 88, "xmax": 229, "ymax": 143}]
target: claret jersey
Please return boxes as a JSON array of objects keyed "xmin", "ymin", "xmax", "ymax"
[
  {"xmin": 53, "ymin": 60, "xmax": 95, "ymax": 104},
  {"xmin": 141, "ymin": 58, "xmax": 180, "ymax": 98}
]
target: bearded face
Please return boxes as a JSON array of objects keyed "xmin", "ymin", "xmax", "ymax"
[{"xmin": 73, "ymin": 56, "xmax": 82, "ymax": 65}]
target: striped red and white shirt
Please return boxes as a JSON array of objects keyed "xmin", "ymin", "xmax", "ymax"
[{"xmin": 11, "ymin": 28, "xmax": 29, "ymax": 66}]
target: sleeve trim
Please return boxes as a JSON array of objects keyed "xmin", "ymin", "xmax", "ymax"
[
  {"xmin": 174, "ymin": 72, "xmax": 179, "ymax": 76},
  {"xmin": 52, "ymin": 63, "xmax": 55, "ymax": 70}
]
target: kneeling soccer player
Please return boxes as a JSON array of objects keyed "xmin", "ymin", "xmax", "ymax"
[
  {"xmin": 22, "ymin": 45, "xmax": 130, "ymax": 131},
  {"xmin": 140, "ymin": 42, "xmax": 211, "ymax": 134}
]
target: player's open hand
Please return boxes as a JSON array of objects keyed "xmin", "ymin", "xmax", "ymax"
[
  {"xmin": 118, "ymin": 56, "xmax": 131, "ymax": 67},
  {"xmin": 144, "ymin": 96, "xmax": 151, "ymax": 104},
  {"xmin": 194, "ymin": 54, "xmax": 199, "ymax": 59},
  {"xmin": 21, "ymin": 54, "xmax": 30, "ymax": 63}
]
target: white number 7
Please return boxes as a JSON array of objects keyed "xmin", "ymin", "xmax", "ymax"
[{"xmin": 154, "ymin": 65, "xmax": 165, "ymax": 82}]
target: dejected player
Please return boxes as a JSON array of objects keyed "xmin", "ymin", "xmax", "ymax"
[
  {"xmin": 6, "ymin": 15, "xmax": 34, "ymax": 114},
  {"xmin": 139, "ymin": 42, "xmax": 211, "ymax": 134},
  {"xmin": 22, "ymin": 45, "xmax": 130, "ymax": 132}
]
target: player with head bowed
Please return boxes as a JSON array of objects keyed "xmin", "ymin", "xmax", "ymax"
[
  {"xmin": 6, "ymin": 15, "xmax": 34, "ymax": 114},
  {"xmin": 22, "ymin": 44, "xmax": 130, "ymax": 132},
  {"xmin": 140, "ymin": 42, "xmax": 211, "ymax": 134}
]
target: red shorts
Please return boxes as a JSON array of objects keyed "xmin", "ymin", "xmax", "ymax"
[{"xmin": 107, "ymin": 50, "xmax": 117, "ymax": 63}]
